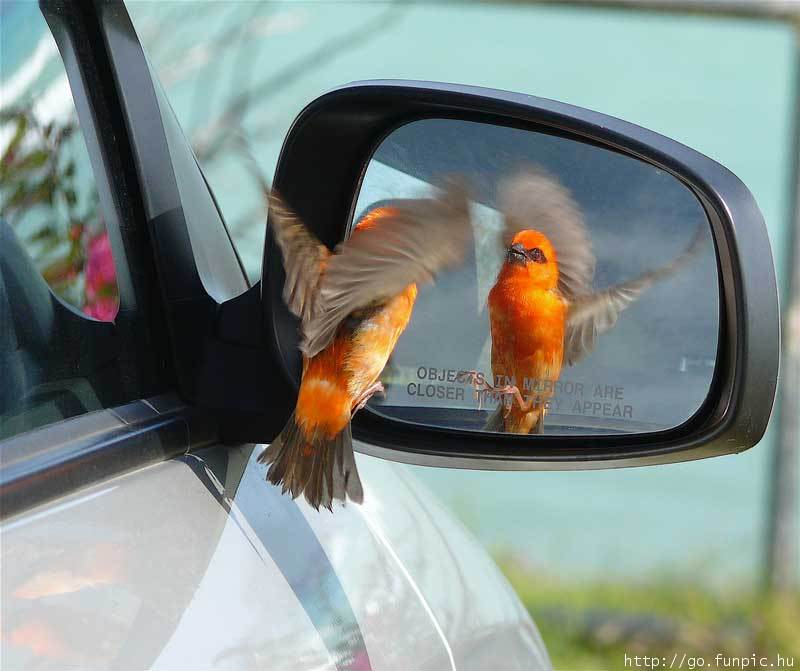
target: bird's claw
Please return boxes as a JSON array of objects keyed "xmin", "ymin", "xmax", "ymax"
[
  {"xmin": 457, "ymin": 371, "xmax": 530, "ymax": 415},
  {"xmin": 352, "ymin": 381, "xmax": 385, "ymax": 416},
  {"xmin": 457, "ymin": 370, "xmax": 492, "ymax": 410},
  {"xmin": 493, "ymin": 385, "xmax": 524, "ymax": 417}
]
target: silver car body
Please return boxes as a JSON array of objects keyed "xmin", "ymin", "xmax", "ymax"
[{"xmin": 2, "ymin": 417, "xmax": 549, "ymax": 670}]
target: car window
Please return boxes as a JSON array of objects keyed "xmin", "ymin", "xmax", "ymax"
[
  {"xmin": 1, "ymin": 5, "xmax": 146, "ymax": 439},
  {"xmin": 1, "ymin": 9, "xmax": 118, "ymax": 320}
]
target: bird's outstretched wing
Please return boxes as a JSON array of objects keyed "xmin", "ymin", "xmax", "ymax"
[
  {"xmin": 564, "ymin": 225, "xmax": 706, "ymax": 365},
  {"xmin": 498, "ymin": 168, "xmax": 595, "ymax": 301},
  {"xmin": 270, "ymin": 180, "xmax": 473, "ymax": 358},
  {"xmin": 305, "ymin": 180, "xmax": 473, "ymax": 357},
  {"xmin": 268, "ymin": 193, "xmax": 330, "ymax": 327}
]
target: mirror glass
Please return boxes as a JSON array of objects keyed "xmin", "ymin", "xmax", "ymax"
[{"xmin": 353, "ymin": 119, "xmax": 719, "ymax": 436}]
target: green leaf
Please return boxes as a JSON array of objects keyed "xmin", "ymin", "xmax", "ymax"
[
  {"xmin": 4, "ymin": 114, "xmax": 29, "ymax": 157},
  {"xmin": 16, "ymin": 149, "xmax": 50, "ymax": 171},
  {"xmin": 30, "ymin": 225, "xmax": 57, "ymax": 242},
  {"xmin": 97, "ymin": 284, "xmax": 119, "ymax": 299},
  {"xmin": 4, "ymin": 182, "xmax": 31, "ymax": 210}
]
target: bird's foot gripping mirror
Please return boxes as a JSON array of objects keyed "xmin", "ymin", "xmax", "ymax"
[{"xmin": 263, "ymin": 81, "xmax": 778, "ymax": 472}]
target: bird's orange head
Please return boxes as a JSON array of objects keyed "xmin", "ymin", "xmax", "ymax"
[{"xmin": 500, "ymin": 229, "xmax": 559, "ymax": 289}]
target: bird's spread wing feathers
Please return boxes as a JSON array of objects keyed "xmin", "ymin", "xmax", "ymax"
[
  {"xmin": 268, "ymin": 193, "xmax": 330, "ymax": 326},
  {"xmin": 498, "ymin": 168, "xmax": 595, "ymax": 300},
  {"xmin": 564, "ymin": 224, "xmax": 706, "ymax": 365},
  {"xmin": 271, "ymin": 180, "xmax": 473, "ymax": 358},
  {"xmin": 306, "ymin": 180, "xmax": 472, "ymax": 357}
]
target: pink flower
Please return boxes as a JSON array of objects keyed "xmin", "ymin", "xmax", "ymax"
[
  {"xmin": 83, "ymin": 232, "xmax": 118, "ymax": 322},
  {"xmin": 83, "ymin": 297, "xmax": 117, "ymax": 322},
  {"xmin": 86, "ymin": 233, "xmax": 116, "ymax": 289}
]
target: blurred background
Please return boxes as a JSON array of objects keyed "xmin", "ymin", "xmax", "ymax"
[{"xmin": 2, "ymin": 1, "xmax": 798, "ymax": 668}]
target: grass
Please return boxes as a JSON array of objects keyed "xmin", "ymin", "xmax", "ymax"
[{"xmin": 495, "ymin": 554, "xmax": 800, "ymax": 671}]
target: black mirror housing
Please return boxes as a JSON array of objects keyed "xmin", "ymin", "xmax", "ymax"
[{"xmin": 245, "ymin": 80, "xmax": 779, "ymax": 470}]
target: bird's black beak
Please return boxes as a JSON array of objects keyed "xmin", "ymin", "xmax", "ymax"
[{"xmin": 507, "ymin": 243, "xmax": 527, "ymax": 265}]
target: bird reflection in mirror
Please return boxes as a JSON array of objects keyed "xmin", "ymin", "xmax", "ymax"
[{"xmin": 459, "ymin": 168, "xmax": 705, "ymax": 435}]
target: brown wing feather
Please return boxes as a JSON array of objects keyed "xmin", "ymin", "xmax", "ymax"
[
  {"xmin": 301, "ymin": 179, "xmax": 473, "ymax": 357},
  {"xmin": 498, "ymin": 167, "xmax": 595, "ymax": 301},
  {"xmin": 564, "ymin": 224, "xmax": 706, "ymax": 365},
  {"xmin": 268, "ymin": 192, "xmax": 330, "ymax": 325}
]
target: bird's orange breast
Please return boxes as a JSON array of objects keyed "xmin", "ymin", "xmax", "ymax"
[
  {"xmin": 488, "ymin": 275, "xmax": 566, "ymax": 386},
  {"xmin": 295, "ymin": 283, "xmax": 417, "ymax": 441},
  {"xmin": 294, "ymin": 204, "xmax": 416, "ymax": 443},
  {"xmin": 488, "ymin": 275, "xmax": 566, "ymax": 433}
]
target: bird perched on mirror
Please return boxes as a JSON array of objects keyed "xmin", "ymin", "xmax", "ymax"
[
  {"xmin": 260, "ymin": 183, "xmax": 472, "ymax": 510},
  {"xmin": 461, "ymin": 168, "xmax": 705, "ymax": 435}
]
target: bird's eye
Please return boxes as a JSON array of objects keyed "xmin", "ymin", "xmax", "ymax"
[{"xmin": 529, "ymin": 247, "xmax": 547, "ymax": 263}]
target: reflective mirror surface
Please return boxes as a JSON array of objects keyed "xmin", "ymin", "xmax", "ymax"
[{"xmin": 354, "ymin": 119, "xmax": 719, "ymax": 436}]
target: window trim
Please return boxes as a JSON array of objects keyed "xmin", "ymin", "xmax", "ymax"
[{"xmin": 0, "ymin": 394, "xmax": 217, "ymax": 520}]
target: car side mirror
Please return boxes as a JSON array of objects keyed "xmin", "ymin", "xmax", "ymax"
[{"xmin": 216, "ymin": 80, "xmax": 779, "ymax": 470}]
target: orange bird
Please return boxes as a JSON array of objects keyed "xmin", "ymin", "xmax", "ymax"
[
  {"xmin": 260, "ymin": 183, "xmax": 471, "ymax": 509},
  {"xmin": 468, "ymin": 169, "xmax": 703, "ymax": 434}
]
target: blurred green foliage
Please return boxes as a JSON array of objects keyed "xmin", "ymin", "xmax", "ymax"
[
  {"xmin": 497, "ymin": 554, "xmax": 800, "ymax": 671},
  {"xmin": 0, "ymin": 107, "xmax": 116, "ymax": 317},
  {"xmin": 2, "ymin": 108, "xmax": 92, "ymax": 297}
]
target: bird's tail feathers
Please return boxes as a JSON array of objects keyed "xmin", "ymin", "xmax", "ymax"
[{"xmin": 258, "ymin": 414, "xmax": 363, "ymax": 510}]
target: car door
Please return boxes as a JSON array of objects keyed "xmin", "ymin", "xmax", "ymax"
[{"xmin": 1, "ymin": 3, "xmax": 549, "ymax": 670}]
